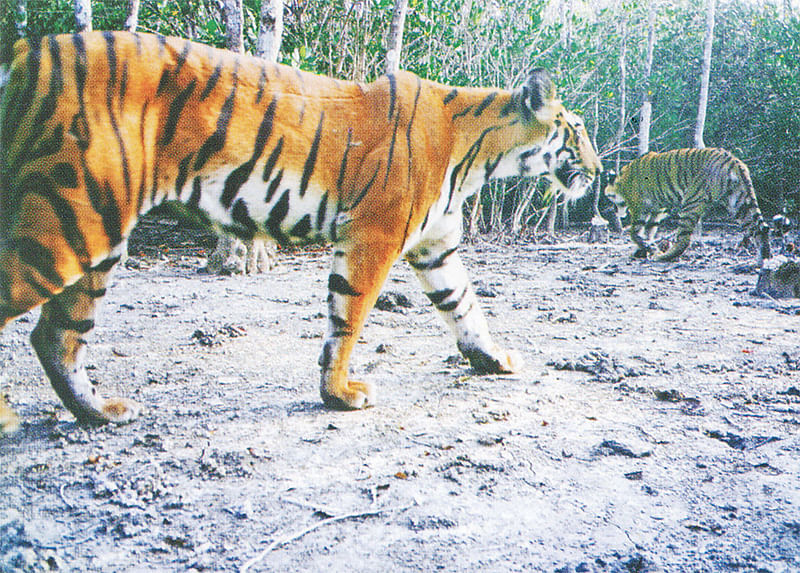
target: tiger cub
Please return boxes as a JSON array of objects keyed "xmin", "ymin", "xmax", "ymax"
[
  {"xmin": 0, "ymin": 31, "xmax": 600, "ymax": 431},
  {"xmin": 605, "ymin": 148, "xmax": 771, "ymax": 264}
]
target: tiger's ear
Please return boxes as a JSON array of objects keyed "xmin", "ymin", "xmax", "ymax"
[{"xmin": 516, "ymin": 69, "xmax": 557, "ymax": 122}]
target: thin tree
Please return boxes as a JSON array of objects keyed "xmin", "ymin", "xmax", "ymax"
[
  {"xmin": 256, "ymin": 0, "xmax": 283, "ymax": 61},
  {"xmin": 614, "ymin": 11, "xmax": 627, "ymax": 172},
  {"xmin": 74, "ymin": 0, "xmax": 92, "ymax": 32},
  {"xmin": 385, "ymin": 0, "xmax": 408, "ymax": 74},
  {"xmin": 223, "ymin": 0, "xmax": 244, "ymax": 53},
  {"xmin": 124, "ymin": 0, "xmax": 141, "ymax": 32},
  {"xmin": 694, "ymin": 0, "xmax": 716, "ymax": 149},
  {"xmin": 638, "ymin": 2, "xmax": 657, "ymax": 156}
]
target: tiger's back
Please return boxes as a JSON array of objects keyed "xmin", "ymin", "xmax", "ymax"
[
  {"xmin": 605, "ymin": 147, "xmax": 770, "ymax": 263},
  {"xmin": 0, "ymin": 31, "xmax": 600, "ymax": 431}
]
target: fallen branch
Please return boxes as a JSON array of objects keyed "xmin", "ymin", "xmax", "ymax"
[{"xmin": 240, "ymin": 502, "xmax": 416, "ymax": 572}]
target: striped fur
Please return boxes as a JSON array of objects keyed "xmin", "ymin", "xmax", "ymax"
[
  {"xmin": 0, "ymin": 31, "xmax": 600, "ymax": 427},
  {"xmin": 605, "ymin": 148, "xmax": 771, "ymax": 264}
]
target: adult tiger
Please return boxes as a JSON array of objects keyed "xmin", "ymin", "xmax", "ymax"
[
  {"xmin": 0, "ymin": 31, "xmax": 600, "ymax": 431},
  {"xmin": 605, "ymin": 148, "xmax": 771, "ymax": 264}
]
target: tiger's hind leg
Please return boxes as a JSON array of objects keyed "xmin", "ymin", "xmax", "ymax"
[
  {"xmin": 30, "ymin": 259, "xmax": 141, "ymax": 425},
  {"xmin": 654, "ymin": 209, "xmax": 701, "ymax": 262},
  {"xmin": 319, "ymin": 241, "xmax": 403, "ymax": 410},
  {"xmin": 406, "ymin": 237, "xmax": 522, "ymax": 374}
]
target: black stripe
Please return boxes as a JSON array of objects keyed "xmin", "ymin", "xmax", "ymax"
[
  {"xmin": 200, "ymin": 61, "xmax": 223, "ymax": 100},
  {"xmin": 103, "ymin": 32, "xmax": 133, "ymax": 204},
  {"xmin": 426, "ymin": 289, "xmax": 453, "ymax": 305},
  {"xmin": 445, "ymin": 126, "xmax": 500, "ymax": 212},
  {"xmin": 51, "ymin": 163, "xmax": 78, "ymax": 188},
  {"xmin": 437, "ymin": 288, "xmax": 467, "ymax": 312},
  {"xmin": 262, "ymin": 137, "xmax": 284, "ymax": 182},
  {"xmin": 156, "ymin": 70, "xmax": 170, "ymax": 95},
  {"xmin": 23, "ymin": 37, "xmax": 63, "ymax": 164},
  {"xmin": 452, "ymin": 105, "xmax": 474, "ymax": 120},
  {"xmin": 336, "ymin": 130, "xmax": 352, "ymax": 194},
  {"xmin": 316, "ymin": 192, "xmax": 329, "ymax": 231},
  {"xmin": 474, "ymin": 92, "xmax": 498, "ymax": 116},
  {"xmin": 17, "ymin": 173, "xmax": 91, "ymax": 270},
  {"xmin": 14, "ymin": 237, "xmax": 63, "ymax": 288},
  {"xmin": 348, "ymin": 163, "xmax": 381, "ymax": 212},
  {"xmin": 387, "ymin": 73, "xmax": 397, "ymax": 120},
  {"xmin": 84, "ymin": 168, "xmax": 123, "ymax": 247},
  {"xmin": 2, "ymin": 39, "xmax": 41, "ymax": 150},
  {"xmin": 91, "ymin": 256, "xmax": 121, "ymax": 273},
  {"xmin": 266, "ymin": 189, "xmax": 290, "ymax": 240},
  {"xmin": 443, "ymin": 89, "xmax": 458, "ymax": 105},
  {"xmin": 174, "ymin": 40, "xmax": 191, "ymax": 77},
  {"xmin": 382, "ymin": 112, "xmax": 401, "ymax": 192},
  {"xmin": 328, "ymin": 273, "xmax": 361, "ymax": 296},
  {"xmin": 221, "ymin": 96, "xmax": 279, "ymax": 208},
  {"xmin": 47, "ymin": 299, "xmax": 95, "ymax": 334},
  {"xmin": 27, "ymin": 125, "xmax": 64, "ymax": 164},
  {"xmin": 484, "ymin": 154, "xmax": 503, "ymax": 181},
  {"xmin": 330, "ymin": 315, "xmax": 350, "ymax": 334},
  {"xmin": 188, "ymin": 178, "xmax": 202, "ymax": 209},
  {"xmin": 300, "ymin": 111, "xmax": 325, "ymax": 197},
  {"xmin": 255, "ymin": 65, "xmax": 267, "ymax": 104},
  {"xmin": 231, "ymin": 199, "xmax": 257, "ymax": 239},
  {"xmin": 175, "ymin": 155, "xmax": 193, "ymax": 195},
  {"xmin": 161, "ymin": 79, "xmax": 197, "ymax": 146},
  {"xmin": 194, "ymin": 69, "xmax": 238, "ymax": 171},
  {"xmin": 408, "ymin": 246, "xmax": 457, "ymax": 271},
  {"xmin": 119, "ymin": 61, "xmax": 129, "ymax": 113},
  {"xmin": 290, "ymin": 214, "xmax": 311, "ymax": 238},
  {"xmin": 265, "ymin": 169, "xmax": 283, "ymax": 203},
  {"xmin": 85, "ymin": 287, "xmax": 107, "ymax": 298}
]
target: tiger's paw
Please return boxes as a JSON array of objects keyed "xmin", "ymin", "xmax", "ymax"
[
  {"xmin": 320, "ymin": 380, "xmax": 375, "ymax": 410},
  {"xmin": 0, "ymin": 398, "xmax": 21, "ymax": 436},
  {"xmin": 97, "ymin": 397, "xmax": 143, "ymax": 425},
  {"xmin": 459, "ymin": 343, "xmax": 524, "ymax": 374}
]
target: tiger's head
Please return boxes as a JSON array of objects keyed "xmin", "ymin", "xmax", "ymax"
[{"xmin": 483, "ymin": 69, "xmax": 602, "ymax": 198}]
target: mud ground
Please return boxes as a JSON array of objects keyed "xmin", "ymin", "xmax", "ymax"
[{"xmin": 1, "ymin": 224, "xmax": 798, "ymax": 572}]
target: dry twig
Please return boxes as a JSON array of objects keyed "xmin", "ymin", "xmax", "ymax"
[{"xmin": 240, "ymin": 502, "xmax": 416, "ymax": 572}]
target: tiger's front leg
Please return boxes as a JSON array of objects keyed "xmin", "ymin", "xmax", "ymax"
[
  {"xmin": 30, "ymin": 262, "xmax": 142, "ymax": 425},
  {"xmin": 406, "ymin": 238, "xmax": 522, "ymax": 374}
]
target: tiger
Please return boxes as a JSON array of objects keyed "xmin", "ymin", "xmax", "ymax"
[
  {"xmin": 0, "ymin": 31, "xmax": 600, "ymax": 432},
  {"xmin": 604, "ymin": 148, "xmax": 771, "ymax": 264}
]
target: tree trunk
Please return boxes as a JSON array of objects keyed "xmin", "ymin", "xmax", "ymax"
[
  {"xmin": 223, "ymin": 0, "xmax": 244, "ymax": 53},
  {"xmin": 384, "ymin": 0, "xmax": 408, "ymax": 74},
  {"xmin": 638, "ymin": 3, "xmax": 656, "ymax": 156},
  {"xmin": 74, "ymin": 0, "xmax": 92, "ymax": 32},
  {"xmin": 124, "ymin": 0, "xmax": 140, "ymax": 32},
  {"xmin": 614, "ymin": 13, "xmax": 627, "ymax": 172},
  {"xmin": 256, "ymin": 0, "xmax": 283, "ymax": 61},
  {"xmin": 694, "ymin": 0, "xmax": 716, "ymax": 149}
]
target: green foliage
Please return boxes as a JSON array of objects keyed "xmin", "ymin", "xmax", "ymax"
[{"xmin": 12, "ymin": 0, "xmax": 800, "ymax": 228}]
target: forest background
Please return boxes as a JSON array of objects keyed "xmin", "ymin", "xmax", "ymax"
[{"xmin": 2, "ymin": 0, "xmax": 799, "ymax": 236}]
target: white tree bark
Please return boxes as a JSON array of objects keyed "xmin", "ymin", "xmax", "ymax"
[
  {"xmin": 223, "ymin": 0, "xmax": 244, "ymax": 53},
  {"xmin": 614, "ymin": 13, "xmax": 627, "ymax": 172},
  {"xmin": 694, "ymin": 0, "xmax": 716, "ymax": 149},
  {"xmin": 385, "ymin": 0, "xmax": 408, "ymax": 74},
  {"xmin": 256, "ymin": 0, "xmax": 284, "ymax": 61},
  {"xmin": 124, "ymin": 0, "xmax": 140, "ymax": 32},
  {"xmin": 638, "ymin": 3, "xmax": 656, "ymax": 156},
  {"xmin": 74, "ymin": 0, "xmax": 92, "ymax": 32}
]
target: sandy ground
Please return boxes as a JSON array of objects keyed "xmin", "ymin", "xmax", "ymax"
[{"xmin": 0, "ymin": 226, "xmax": 798, "ymax": 573}]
